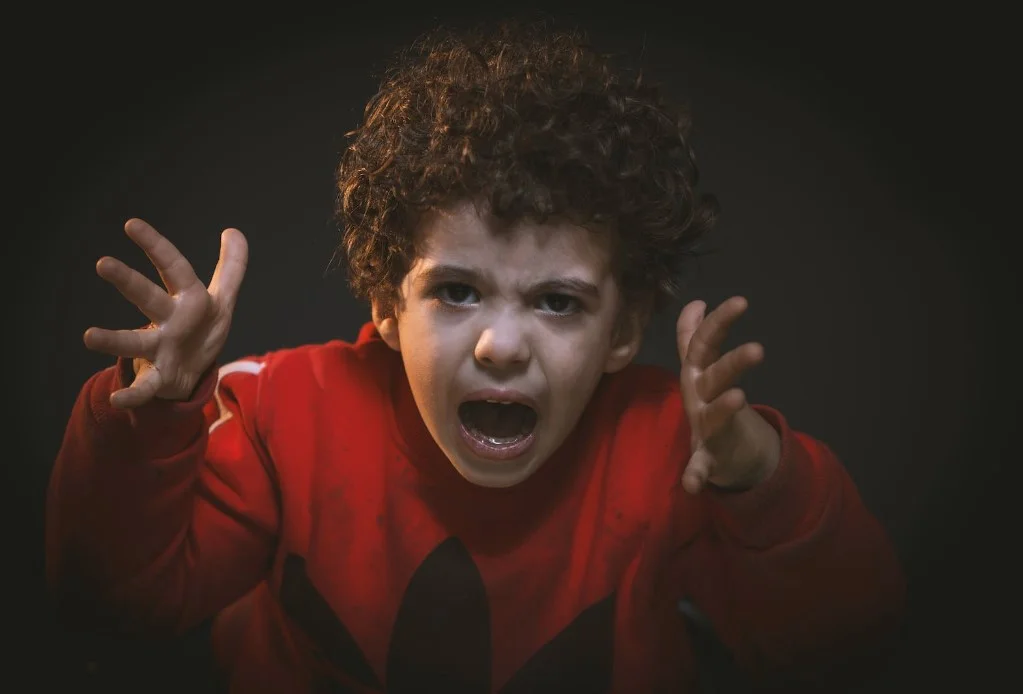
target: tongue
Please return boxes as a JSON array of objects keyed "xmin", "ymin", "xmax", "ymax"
[{"xmin": 461, "ymin": 401, "xmax": 535, "ymax": 439}]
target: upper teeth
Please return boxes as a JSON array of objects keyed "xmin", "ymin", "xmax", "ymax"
[{"xmin": 486, "ymin": 399, "xmax": 511, "ymax": 404}]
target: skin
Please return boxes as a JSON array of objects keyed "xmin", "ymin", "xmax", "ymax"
[
  {"xmin": 676, "ymin": 297, "xmax": 781, "ymax": 492},
  {"xmin": 373, "ymin": 200, "xmax": 780, "ymax": 491},
  {"xmin": 85, "ymin": 210, "xmax": 779, "ymax": 495},
  {"xmin": 372, "ymin": 200, "xmax": 644, "ymax": 488},
  {"xmin": 83, "ymin": 218, "xmax": 247, "ymax": 408}
]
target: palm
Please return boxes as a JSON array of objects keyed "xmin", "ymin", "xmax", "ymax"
[
  {"xmin": 131, "ymin": 286, "xmax": 221, "ymax": 400},
  {"xmin": 84, "ymin": 218, "xmax": 248, "ymax": 408}
]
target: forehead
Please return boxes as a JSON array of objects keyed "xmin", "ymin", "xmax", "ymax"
[{"xmin": 411, "ymin": 200, "xmax": 612, "ymax": 278}]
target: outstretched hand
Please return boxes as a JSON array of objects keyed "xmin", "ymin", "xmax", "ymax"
[
  {"xmin": 83, "ymin": 218, "xmax": 248, "ymax": 408},
  {"xmin": 676, "ymin": 296, "xmax": 781, "ymax": 494}
]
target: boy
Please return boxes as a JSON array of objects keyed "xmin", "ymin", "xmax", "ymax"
[{"xmin": 47, "ymin": 22, "xmax": 905, "ymax": 693}]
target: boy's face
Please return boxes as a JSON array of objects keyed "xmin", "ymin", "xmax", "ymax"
[{"xmin": 374, "ymin": 199, "xmax": 644, "ymax": 488}]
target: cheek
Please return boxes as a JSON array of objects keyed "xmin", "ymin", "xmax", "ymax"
[
  {"xmin": 542, "ymin": 345, "xmax": 604, "ymax": 404},
  {"xmin": 402, "ymin": 327, "xmax": 462, "ymax": 400},
  {"xmin": 405, "ymin": 342, "xmax": 445, "ymax": 388},
  {"xmin": 545, "ymin": 324, "xmax": 611, "ymax": 373}
]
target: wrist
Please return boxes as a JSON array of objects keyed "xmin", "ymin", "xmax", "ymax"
[
  {"xmin": 709, "ymin": 407, "xmax": 781, "ymax": 491},
  {"xmin": 750, "ymin": 411, "xmax": 781, "ymax": 483}
]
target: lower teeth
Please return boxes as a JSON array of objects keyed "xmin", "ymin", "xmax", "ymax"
[
  {"xmin": 482, "ymin": 434, "xmax": 523, "ymax": 445},
  {"xmin": 469, "ymin": 427, "xmax": 526, "ymax": 446}
]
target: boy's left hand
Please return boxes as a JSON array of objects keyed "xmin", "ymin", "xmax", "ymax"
[{"xmin": 676, "ymin": 296, "xmax": 782, "ymax": 494}]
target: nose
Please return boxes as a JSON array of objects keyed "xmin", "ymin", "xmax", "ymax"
[{"xmin": 474, "ymin": 317, "xmax": 530, "ymax": 369}]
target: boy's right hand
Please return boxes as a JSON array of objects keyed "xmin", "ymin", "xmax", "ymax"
[{"xmin": 84, "ymin": 218, "xmax": 248, "ymax": 409}]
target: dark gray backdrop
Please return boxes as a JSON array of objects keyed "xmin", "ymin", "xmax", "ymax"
[{"xmin": 7, "ymin": 3, "xmax": 1014, "ymax": 691}]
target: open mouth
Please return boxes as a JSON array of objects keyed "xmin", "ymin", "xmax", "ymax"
[{"xmin": 457, "ymin": 400, "xmax": 538, "ymax": 460}]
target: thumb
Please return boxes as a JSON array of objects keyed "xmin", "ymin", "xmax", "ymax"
[
  {"xmin": 209, "ymin": 228, "xmax": 249, "ymax": 308},
  {"xmin": 676, "ymin": 300, "xmax": 706, "ymax": 363},
  {"xmin": 111, "ymin": 361, "xmax": 163, "ymax": 409},
  {"xmin": 682, "ymin": 445, "xmax": 715, "ymax": 495}
]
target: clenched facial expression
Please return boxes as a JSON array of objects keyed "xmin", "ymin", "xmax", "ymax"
[{"xmin": 374, "ymin": 200, "xmax": 643, "ymax": 488}]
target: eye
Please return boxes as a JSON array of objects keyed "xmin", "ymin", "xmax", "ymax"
[
  {"xmin": 434, "ymin": 282, "xmax": 479, "ymax": 306},
  {"xmin": 538, "ymin": 293, "xmax": 580, "ymax": 315}
]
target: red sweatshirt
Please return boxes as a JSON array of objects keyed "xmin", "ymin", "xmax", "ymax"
[{"xmin": 47, "ymin": 322, "xmax": 904, "ymax": 692}]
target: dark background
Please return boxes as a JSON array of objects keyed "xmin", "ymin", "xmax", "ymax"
[{"xmin": 7, "ymin": 2, "xmax": 1015, "ymax": 691}]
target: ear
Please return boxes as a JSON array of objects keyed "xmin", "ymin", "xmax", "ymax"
[
  {"xmin": 604, "ymin": 300, "xmax": 651, "ymax": 374},
  {"xmin": 371, "ymin": 300, "xmax": 401, "ymax": 352}
]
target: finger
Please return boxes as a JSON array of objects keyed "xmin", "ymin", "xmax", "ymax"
[
  {"xmin": 684, "ymin": 296, "xmax": 749, "ymax": 369},
  {"xmin": 697, "ymin": 387, "xmax": 747, "ymax": 441},
  {"xmin": 83, "ymin": 326, "xmax": 159, "ymax": 360},
  {"xmin": 208, "ymin": 228, "xmax": 248, "ymax": 309},
  {"xmin": 696, "ymin": 342, "xmax": 764, "ymax": 402},
  {"xmin": 110, "ymin": 363, "xmax": 163, "ymax": 409},
  {"xmin": 96, "ymin": 256, "xmax": 175, "ymax": 323},
  {"xmin": 676, "ymin": 300, "xmax": 707, "ymax": 363},
  {"xmin": 124, "ymin": 218, "xmax": 202, "ymax": 295},
  {"xmin": 682, "ymin": 446, "xmax": 716, "ymax": 494}
]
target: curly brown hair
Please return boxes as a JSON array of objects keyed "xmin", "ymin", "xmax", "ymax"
[{"xmin": 334, "ymin": 20, "xmax": 718, "ymax": 317}]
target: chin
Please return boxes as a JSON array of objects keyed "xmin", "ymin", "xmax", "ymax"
[{"xmin": 448, "ymin": 454, "xmax": 542, "ymax": 488}]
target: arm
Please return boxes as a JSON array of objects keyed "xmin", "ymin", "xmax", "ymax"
[
  {"xmin": 46, "ymin": 217, "xmax": 275, "ymax": 636},
  {"xmin": 667, "ymin": 297, "xmax": 905, "ymax": 688},
  {"xmin": 671, "ymin": 407, "xmax": 905, "ymax": 688},
  {"xmin": 46, "ymin": 355, "xmax": 280, "ymax": 635}
]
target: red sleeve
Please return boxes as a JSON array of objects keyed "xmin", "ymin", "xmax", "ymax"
[
  {"xmin": 666, "ymin": 405, "xmax": 906, "ymax": 687},
  {"xmin": 45, "ymin": 356, "xmax": 280, "ymax": 635}
]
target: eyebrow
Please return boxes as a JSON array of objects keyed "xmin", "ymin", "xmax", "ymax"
[{"xmin": 417, "ymin": 263, "xmax": 601, "ymax": 299}]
